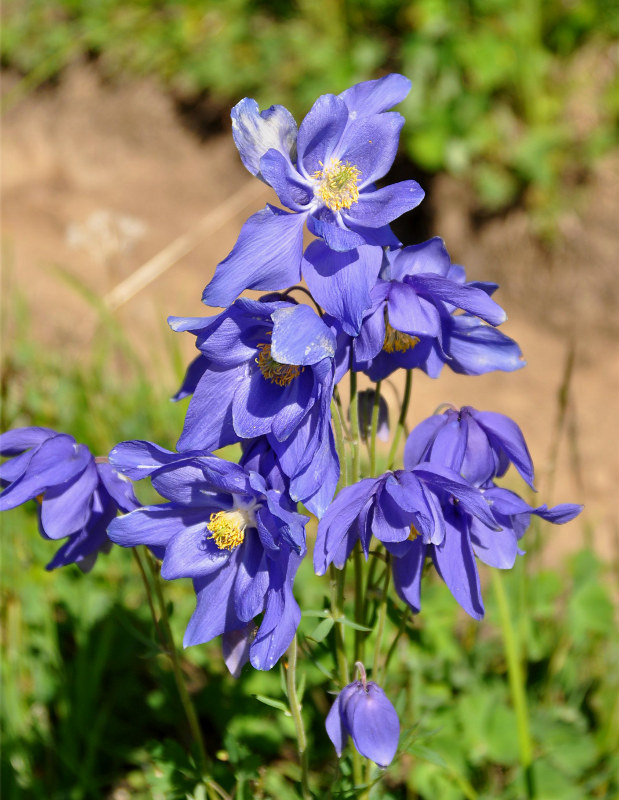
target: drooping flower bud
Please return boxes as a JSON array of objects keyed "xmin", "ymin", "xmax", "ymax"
[{"xmin": 325, "ymin": 663, "xmax": 399, "ymax": 767}]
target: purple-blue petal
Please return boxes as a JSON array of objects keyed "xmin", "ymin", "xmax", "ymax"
[
  {"xmin": 40, "ymin": 460, "xmax": 99, "ymax": 539},
  {"xmin": 347, "ymin": 181, "xmax": 425, "ymax": 228},
  {"xmin": 0, "ymin": 436, "xmax": 91, "ymax": 511},
  {"xmin": 107, "ymin": 504, "xmax": 196, "ymax": 549},
  {"xmin": 432, "ymin": 512, "xmax": 485, "ymax": 620},
  {"xmin": 271, "ymin": 303, "xmax": 336, "ymax": 365},
  {"xmin": 172, "ymin": 355, "xmax": 209, "ymax": 402},
  {"xmin": 392, "ymin": 537, "xmax": 426, "ymax": 612},
  {"xmin": 314, "ymin": 478, "xmax": 377, "ymax": 575},
  {"xmin": 338, "ymin": 73, "xmax": 411, "ymax": 117},
  {"xmin": 387, "ymin": 280, "xmax": 442, "ymax": 337},
  {"xmin": 161, "ymin": 516, "xmax": 231, "ymax": 580},
  {"xmin": 296, "ymin": 94, "xmax": 348, "ymax": 176},
  {"xmin": 233, "ymin": 532, "xmax": 270, "ymax": 621},
  {"xmin": 0, "ymin": 449, "xmax": 34, "ymax": 483},
  {"xmin": 338, "ymin": 112, "xmax": 405, "ymax": 186},
  {"xmin": 348, "ymin": 682, "xmax": 399, "ymax": 767},
  {"xmin": 403, "ymin": 414, "xmax": 449, "ymax": 469},
  {"xmin": 473, "ymin": 410, "xmax": 535, "ymax": 488},
  {"xmin": 444, "ymin": 314, "xmax": 525, "ymax": 376},
  {"xmin": 411, "ymin": 274, "xmax": 507, "ymax": 326},
  {"xmin": 302, "ymin": 242, "xmax": 383, "ymax": 336},
  {"xmin": 250, "ymin": 550, "xmax": 302, "ymax": 670},
  {"xmin": 231, "ymin": 98, "xmax": 297, "ymax": 178},
  {"xmin": 176, "ymin": 367, "xmax": 240, "ymax": 452},
  {"xmin": 389, "ymin": 238, "xmax": 452, "ymax": 281},
  {"xmin": 325, "ymin": 692, "xmax": 348, "ymax": 757},
  {"xmin": 222, "ymin": 622, "xmax": 256, "ymax": 678},
  {"xmin": 233, "ymin": 367, "xmax": 295, "ymax": 439},
  {"xmin": 307, "ymin": 211, "xmax": 367, "ymax": 252},
  {"xmin": 109, "ymin": 440, "xmax": 195, "ymax": 480},
  {"xmin": 259, "ymin": 149, "xmax": 312, "ymax": 211},
  {"xmin": 183, "ymin": 562, "xmax": 243, "ymax": 647},
  {"xmin": 470, "ymin": 516, "xmax": 519, "ymax": 569},
  {"xmin": 202, "ymin": 205, "xmax": 306, "ymax": 308},
  {"xmin": 0, "ymin": 426, "xmax": 56, "ymax": 456}
]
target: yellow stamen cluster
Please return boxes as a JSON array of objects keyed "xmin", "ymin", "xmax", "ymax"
[
  {"xmin": 206, "ymin": 510, "xmax": 247, "ymax": 551},
  {"xmin": 312, "ymin": 158, "xmax": 361, "ymax": 212},
  {"xmin": 408, "ymin": 525, "xmax": 420, "ymax": 541},
  {"xmin": 256, "ymin": 342, "xmax": 302, "ymax": 387},
  {"xmin": 383, "ymin": 321, "xmax": 420, "ymax": 354}
]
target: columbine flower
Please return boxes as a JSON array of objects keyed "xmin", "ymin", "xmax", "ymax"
[
  {"xmin": 169, "ymin": 298, "xmax": 339, "ymax": 517},
  {"xmin": 326, "ymin": 662, "xmax": 399, "ymax": 767},
  {"xmin": 351, "ymin": 237, "xmax": 522, "ymax": 381},
  {"xmin": 392, "ymin": 407, "xmax": 583, "ymax": 617},
  {"xmin": 314, "ymin": 464, "xmax": 498, "ymax": 576},
  {"xmin": 202, "ymin": 74, "xmax": 423, "ymax": 308},
  {"xmin": 404, "ymin": 405, "xmax": 536, "ymax": 489},
  {"xmin": 0, "ymin": 427, "xmax": 137, "ymax": 570},
  {"xmin": 391, "ymin": 482, "xmax": 582, "ymax": 619},
  {"xmin": 107, "ymin": 440, "xmax": 308, "ymax": 670}
]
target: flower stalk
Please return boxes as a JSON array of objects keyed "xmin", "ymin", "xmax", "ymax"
[
  {"xmin": 369, "ymin": 380, "xmax": 382, "ymax": 476},
  {"xmin": 492, "ymin": 570, "xmax": 536, "ymax": 799},
  {"xmin": 285, "ymin": 635, "xmax": 311, "ymax": 800},
  {"xmin": 387, "ymin": 369, "xmax": 413, "ymax": 470},
  {"xmin": 142, "ymin": 549, "xmax": 212, "ymax": 785}
]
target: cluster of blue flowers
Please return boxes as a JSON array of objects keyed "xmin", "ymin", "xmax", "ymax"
[{"xmin": 1, "ymin": 75, "xmax": 581, "ymax": 769}]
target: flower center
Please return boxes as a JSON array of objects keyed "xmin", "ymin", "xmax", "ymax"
[
  {"xmin": 256, "ymin": 342, "xmax": 302, "ymax": 387},
  {"xmin": 206, "ymin": 508, "xmax": 253, "ymax": 551},
  {"xmin": 383, "ymin": 320, "xmax": 420, "ymax": 354},
  {"xmin": 312, "ymin": 158, "xmax": 361, "ymax": 212},
  {"xmin": 408, "ymin": 525, "xmax": 420, "ymax": 541}
]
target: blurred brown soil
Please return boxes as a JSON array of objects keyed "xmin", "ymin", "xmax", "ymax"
[{"xmin": 2, "ymin": 65, "xmax": 618, "ymax": 565}]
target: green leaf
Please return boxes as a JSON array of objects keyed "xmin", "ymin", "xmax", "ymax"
[
  {"xmin": 252, "ymin": 695, "xmax": 290, "ymax": 715},
  {"xmin": 308, "ymin": 617, "xmax": 335, "ymax": 642},
  {"xmin": 336, "ymin": 617, "xmax": 373, "ymax": 632}
]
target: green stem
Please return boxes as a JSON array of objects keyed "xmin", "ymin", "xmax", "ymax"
[
  {"xmin": 352, "ymin": 749, "xmax": 365, "ymax": 797},
  {"xmin": 372, "ymin": 556, "xmax": 391, "ymax": 685},
  {"xmin": 331, "ymin": 397, "xmax": 349, "ymax": 490},
  {"xmin": 387, "ymin": 370, "xmax": 413, "ymax": 470},
  {"xmin": 349, "ymin": 367, "xmax": 360, "ymax": 482},
  {"xmin": 132, "ymin": 547, "xmax": 164, "ymax": 645},
  {"xmin": 369, "ymin": 380, "xmax": 382, "ymax": 476},
  {"xmin": 143, "ymin": 550, "xmax": 212, "ymax": 782},
  {"xmin": 492, "ymin": 570, "xmax": 536, "ymax": 799},
  {"xmin": 329, "ymin": 564, "xmax": 349, "ymax": 687},
  {"xmin": 383, "ymin": 607, "xmax": 410, "ymax": 675},
  {"xmin": 362, "ymin": 545, "xmax": 384, "ymax": 620},
  {"xmin": 353, "ymin": 543, "xmax": 365, "ymax": 664},
  {"xmin": 285, "ymin": 636, "xmax": 311, "ymax": 800}
]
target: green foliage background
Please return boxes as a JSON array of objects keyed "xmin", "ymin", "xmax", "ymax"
[{"xmin": 3, "ymin": 0, "xmax": 618, "ymax": 219}]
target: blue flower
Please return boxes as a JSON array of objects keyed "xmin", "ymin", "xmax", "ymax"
[
  {"xmin": 404, "ymin": 405, "xmax": 536, "ymax": 489},
  {"xmin": 391, "ymin": 407, "xmax": 583, "ymax": 617},
  {"xmin": 351, "ymin": 238, "xmax": 522, "ymax": 381},
  {"xmin": 0, "ymin": 427, "xmax": 138, "ymax": 570},
  {"xmin": 203, "ymin": 74, "xmax": 423, "ymax": 308},
  {"xmin": 169, "ymin": 298, "xmax": 339, "ymax": 517},
  {"xmin": 107, "ymin": 440, "xmax": 309, "ymax": 670},
  {"xmin": 314, "ymin": 464, "xmax": 498, "ymax": 576},
  {"xmin": 391, "ymin": 483, "xmax": 582, "ymax": 620},
  {"xmin": 326, "ymin": 663, "xmax": 399, "ymax": 767}
]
